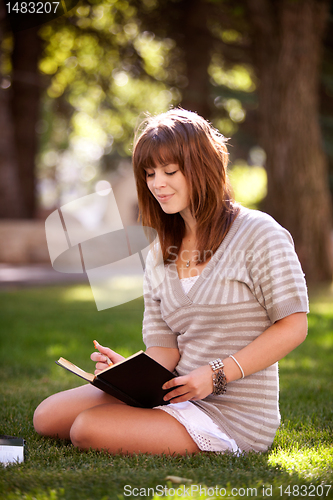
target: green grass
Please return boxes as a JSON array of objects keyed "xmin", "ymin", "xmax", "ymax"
[{"xmin": 0, "ymin": 284, "xmax": 332, "ymax": 500}]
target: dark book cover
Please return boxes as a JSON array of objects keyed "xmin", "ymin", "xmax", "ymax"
[{"xmin": 56, "ymin": 351, "xmax": 177, "ymax": 408}]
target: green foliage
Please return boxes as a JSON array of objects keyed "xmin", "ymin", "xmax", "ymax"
[
  {"xmin": 209, "ymin": 53, "xmax": 255, "ymax": 136},
  {"xmin": 35, "ymin": 0, "xmax": 182, "ymax": 206},
  {"xmin": 0, "ymin": 285, "xmax": 332, "ymax": 499},
  {"xmin": 37, "ymin": 0, "xmax": 179, "ymax": 152},
  {"xmin": 3, "ymin": 0, "xmax": 333, "ymax": 212},
  {"xmin": 229, "ymin": 162, "xmax": 267, "ymax": 209},
  {"xmin": 34, "ymin": 0, "xmax": 260, "ymax": 208}
]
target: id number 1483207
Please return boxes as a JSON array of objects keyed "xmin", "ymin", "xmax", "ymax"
[
  {"xmin": 6, "ymin": 2, "xmax": 60, "ymax": 14},
  {"xmin": 278, "ymin": 484, "xmax": 331, "ymax": 496}
]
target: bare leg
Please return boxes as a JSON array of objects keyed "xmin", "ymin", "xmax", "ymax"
[
  {"xmin": 70, "ymin": 404, "xmax": 200, "ymax": 455},
  {"xmin": 34, "ymin": 385, "xmax": 200, "ymax": 455},
  {"xmin": 33, "ymin": 384, "xmax": 124, "ymax": 440}
]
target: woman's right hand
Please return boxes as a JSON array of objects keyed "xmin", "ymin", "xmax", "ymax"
[{"xmin": 90, "ymin": 340, "xmax": 125, "ymax": 374}]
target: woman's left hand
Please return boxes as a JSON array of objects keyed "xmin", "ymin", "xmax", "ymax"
[{"xmin": 162, "ymin": 365, "xmax": 213, "ymax": 403}]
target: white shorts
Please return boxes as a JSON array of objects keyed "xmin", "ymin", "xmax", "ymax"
[{"xmin": 154, "ymin": 401, "xmax": 239, "ymax": 453}]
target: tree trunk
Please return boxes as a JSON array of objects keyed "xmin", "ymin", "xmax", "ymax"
[
  {"xmin": 0, "ymin": 87, "xmax": 23, "ymax": 218},
  {"xmin": 176, "ymin": 0, "xmax": 213, "ymax": 118},
  {"xmin": 11, "ymin": 26, "xmax": 42, "ymax": 218},
  {"xmin": 0, "ymin": 2, "xmax": 22, "ymax": 218},
  {"xmin": 247, "ymin": 0, "xmax": 333, "ymax": 282}
]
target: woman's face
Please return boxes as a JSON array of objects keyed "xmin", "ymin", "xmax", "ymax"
[{"xmin": 144, "ymin": 162, "xmax": 190, "ymax": 216}]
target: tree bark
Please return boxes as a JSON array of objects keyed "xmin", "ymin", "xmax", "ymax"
[
  {"xmin": 11, "ymin": 26, "xmax": 42, "ymax": 218},
  {"xmin": 0, "ymin": 2, "xmax": 22, "ymax": 217},
  {"xmin": 246, "ymin": 0, "xmax": 333, "ymax": 282},
  {"xmin": 176, "ymin": 0, "xmax": 213, "ymax": 118}
]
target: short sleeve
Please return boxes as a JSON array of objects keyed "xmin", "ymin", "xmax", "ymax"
[
  {"xmin": 246, "ymin": 213, "xmax": 309, "ymax": 324},
  {"xmin": 142, "ymin": 250, "xmax": 178, "ymax": 349}
]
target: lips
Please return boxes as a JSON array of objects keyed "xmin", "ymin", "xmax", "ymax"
[{"xmin": 156, "ymin": 194, "xmax": 174, "ymax": 202}]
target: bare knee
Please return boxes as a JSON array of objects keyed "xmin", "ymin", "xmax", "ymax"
[
  {"xmin": 69, "ymin": 411, "xmax": 93, "ymax": 450},
  {"xmin": 33, "ymin": 398, "xmax": 54, "ymax": 436},
  {"xmin": 33, "ymin": 395, "xmax": 68, "ymax": 439}
]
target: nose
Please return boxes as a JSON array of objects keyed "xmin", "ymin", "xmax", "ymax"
[{"xmin": 152, "ymin": 171, "xmax": 167, "ymax": 189}]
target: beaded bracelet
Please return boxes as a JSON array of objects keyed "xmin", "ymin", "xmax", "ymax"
[{"xmin": 209, "ymin": 358, "xmax": 227, "ymax": 395}]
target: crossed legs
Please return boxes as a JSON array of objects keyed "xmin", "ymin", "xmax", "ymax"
[{"xmin": 33, "ymin": 384, "xmax": 200, "ymax": 455}]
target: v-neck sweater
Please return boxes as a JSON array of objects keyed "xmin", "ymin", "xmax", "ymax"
[{"xmin": 142, "ymin": 206, "xmax": 309, "ymax": 452}]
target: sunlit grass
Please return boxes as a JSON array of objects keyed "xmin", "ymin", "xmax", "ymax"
[
  {"xmin": 2, "ymin": 490, "xmax": 65, "ymax": 500},
  {"xmin": 268, "ymin": 444, "xmax": 333, "ymax": 480},
  {"xmin": 61, "ymin": 284, "xmax": 95, "ymax": 303},
  {"xmin": 61, "ymin": 277, "xmax": 145, "ymax": 311},
  {"xmin": 280, "ymin": 356, "xmax": 317, "ymax": 370}
]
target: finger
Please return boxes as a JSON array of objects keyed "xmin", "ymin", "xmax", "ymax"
[
  {"xmin": 95, "ymin": 368, "xmax": 104, "ymax": 375},
  {"xmin": 166, "ymin": 392, "xmax": 191, "ymax": 404},
  {"xmin": 90, "ymin": 352, "xmax": 101, "ymax": 362},
  {"xmin": 164, "ymin": 386, "xmax": 189, "ymax": 402},
  {"xmin": 93, "ymin": 341, "xmax": 115, "ymax": 363},
  {"xmin": 90, "ymin": 352, "xmax": 99, "ymax": 362},
  {"xmin": 93, "ymin": 340, "xmax": 108, "ymax": 354},
  {"xmin": 90, "ymin": 352, "xmax": 109, "ymax": 363},
  {"xmin": 93, "ymin": 341, "xmax": 115, "ymax": 365},
  {"xmin": 95, "ymin": 361, "xmax": 108, "ymax": 372},
  {"xmin": 93, "ymin": 340, "xmax": 111, "ymax": 355},
  {"xmin": 162, "ymin": 376, "xmax": 186, "ymax": 391},
  {"xmin": 94, "ymin": 362, "xmax": 110, "ymax": 375}
]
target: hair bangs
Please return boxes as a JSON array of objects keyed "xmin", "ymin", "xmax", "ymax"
[{"xmin": 134, "ymin": 126, "xmax": 184, "ymax": 177}]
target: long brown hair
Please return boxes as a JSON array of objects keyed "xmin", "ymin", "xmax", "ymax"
[{"xmin": 132, "ymin": 108, "xmax": 239, "ymax": 264}]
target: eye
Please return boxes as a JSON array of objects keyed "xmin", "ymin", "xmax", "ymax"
[
  {"xmin": 145, "ymin": 171, "xmax": 154, "ymax": 178},
  {"xmin": 166, "ymin": 170, "xmax": 178, "ymax": 176}
]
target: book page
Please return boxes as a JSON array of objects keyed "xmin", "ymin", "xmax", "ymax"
[{"xmin": 57, "ymin": 357, "xmax": 95, "ymax": 382}]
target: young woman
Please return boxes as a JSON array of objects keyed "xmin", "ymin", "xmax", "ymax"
[{"xmin": 33, "ymin": 109, "xmax": 309, "ymax": 455}]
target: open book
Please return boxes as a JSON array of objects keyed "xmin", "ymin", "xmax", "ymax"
[{"xmin": 56, "ymin": 351, "xmax": 177, "ymax": 408}]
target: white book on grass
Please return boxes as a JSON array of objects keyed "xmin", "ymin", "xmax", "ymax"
[{"xmin": 0, "ymin": 436, "xmax": 24, "ymax": 466}]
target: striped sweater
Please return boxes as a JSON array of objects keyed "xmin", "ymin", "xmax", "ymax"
[{"xmin": 142, "ymin": 206, "xmax": 309, "ymax": 452}]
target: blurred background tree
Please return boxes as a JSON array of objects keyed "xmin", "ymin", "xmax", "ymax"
[
  {"xmin": 0, "ymin": 2, "xmax": 42, "ymax": 218},
  {"xmin": 245, "ymin": 0, "xmax": 332, "ymax": 282},
  {"xmin": 0, "ymin": 0, "xmax": 332, "ymax": 282}
]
